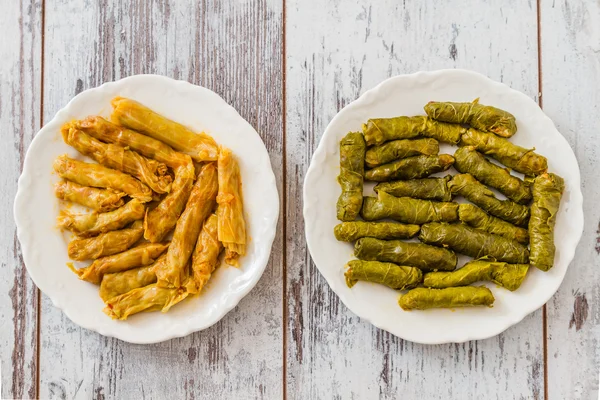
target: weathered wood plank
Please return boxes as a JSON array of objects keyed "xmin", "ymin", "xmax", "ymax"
[
  {"xmin": 285, "ymin": 1, "xmax": 545, "ymax": 398},
  {"xmin": 0, "ymin": 1, "xmax": 42, "ymax": 399},
  {"xmin": 540, "ymin": 0, "xmax": 600, "ymax": 398},
  {"xmin": 39, "ymin": 1, "xmax": 283, "ymax": 399}
]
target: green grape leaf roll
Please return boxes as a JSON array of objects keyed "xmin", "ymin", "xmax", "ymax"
[
  {"xmin": 334, "ymin": 221, "xmax": 420, "ymax": 242},
  {"xmin": 374, "ymin": 176, "xmax": 452, "ymax": 202},
  {"xmin": 365, "ymin": 154, "xmax": 454, "ymax": 182},
  {"xmin": 344, "ymin": 260, "xmax": 422, "ymax": 290},
  {"xmin": 399, "ymin": 287, "xmax": 495, "ymax": 310},
  {"xmin": 361, "ymin": 191, "xmax": 459, "ymax": 224},
  {"xmin": 336, "ymin": 132, "xmax": 366, "ymax": 221},
  {"xmin": 365, "ymin": 138, "xmax": 439, "ymax": 168},
  {"xmin": 458, "ymin": 204, "xmax": 529, "ymax": 244}
]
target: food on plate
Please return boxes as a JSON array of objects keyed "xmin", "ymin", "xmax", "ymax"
[
  {"xmin": 191, "ymin": 214, "xmax": 223, "ymax": 293},
  {"xmin": 344, "ymin": 260, "xmax": 422, "ymax": 290},
  {"xmin": 419, "ymin": 223, "xmax": 529, "ymax": 264},
  {"xmin": 99, "ymin": 254, "xmax": 164, "ymax": 302},
  {"xmin": 61, "ymin": 125, "xmax": 172, "ymax": 193},
  {"xmin": 55, "ymin": 180, "xmax": 125, "ymax": 212},
  {"xmin": 529, "ymin": 173, "xmax": 565, "ymax": 271},
  {"xmin": 454, "ymin": 146, "xmax": 532, "ymax": 204},
  {"xmin": 374, "ymin": 176, "xmax": 452, "ymax": 201},
  {"xmin": 448, "ymin": 174, "xmax": 529, "ymax": 226},
  {"xmin": 354, "ymin": 237, "xmax": 457, "ymax": 272},
  {"xmin": 365, "ymin": 154, "xmax": 454, "ymax": 182},
  {"xmin": 334, "ymin": 221, "xmax": 420, "ymax": 242},
  {"xmin": 365, "ymin": 138, "xmax": 439, "ymax": 168},
  {"xmin": 459, "ymin": 128, "xmax": 547, "ymax": 175},
  {"xmin": 156, "ymin": 163, "xmax": 218, "ymax": 288},
  {"xmin": 399, "ymin": 286, "xmax": 495, "ymax": 310},
  {"xmin": 104, "ymin": 283, "xmax": 188, "ymax": 320},
  {"xmin": 362, "ymin": 116, "xmax": 465, "ymax": 146},
  {"xmin": 67, "ymin": 220, "xmax": 144, "ymax": 261},
  {"xmin": 458, "ymin": 204, "xmax": 529, "ymax": 244},
  {"xmin": 336, "ymin": 131, "xmax": 366, "ymax": 221},
  {"xmin": 424, "ymin": 98, "xmax": 517, "ymax": 138},
  {"xmin": 53, "ymin": 155, "xmax": 153, "ymax": 202},
  {"xmin": 68, "ymin": 242, "xmax": 169, "ymax": 284},
  {"xmin": 57, "ymin": 199, "xmax": 145, "ymax": 237},
  {"xmin": 423, "ymin": 258, "xmax": 529, "ymax": 291},
  {"xmin": 361, "ymin": 191, "xmax": 458, "ymax": 224},
  {"xmin": 111, "ymin": 96, "xmax": 218, "ymax": 161}
]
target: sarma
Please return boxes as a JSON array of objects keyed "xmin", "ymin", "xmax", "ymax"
[
  {"xmin": 448, "ymin": 174, "xmax": 530, "ymax": 226},
  {"xmin": 361, "ymin": 191, "xmax": 458, "ymax": 224},
  {"xmin": 334, "ymin": 221, "xmax": 420, "ymax": 242},
  {"xmin": 419, "ymin": 223, "xmax": 529, "ymax": 263},
  {"xmin": 111, "ymin": 97, "xmax": 218, "ymax": 161},
  {"xmin": 68, "ymin": 220, "xmax": 144, "ymax": 261},
  {"xmin": 420, "ymin": 118, "xmax": 465, "ymax": 144},
  {"xmin": 55, "ymin": 180, "xmax": 125, "ymax": 212},
  {"xmin": 362, "ymin": 116, "xmax": 424, "ymax": 146},
  {"xmin": 354, "ymin": 237, "xmax": 457, "ymax": 272},
  {"xmin": 529, "ymin": 173, "xmax": 565, "ymax": 271},
  {"xmin": 103, "ymin": 283, "xmax": 188, "ymax": 320},
  {"xmin": 425, "ymin": 98, "xmax": 517, "ymax": 138},
  {"xmin": 374, "ymin": 176, "xmax": 452, "ymax": 201},
  {"xmin": 423, "ymin": 259, "xmax": 529, "ymax": 291},
  {"xmin": 336, "ymin": 132, "xmax": 366, "ymax": 221},
  {"xmin": 344, "ymin": 260, "xmax": 422, "ymax": 290},
  {"xmin": 191, "ymin": 214, "xmax": 223, "ymax": 293},
  {"xmin": 399, "ymin": 286, "xmax": 495, "ymax": 310},
  {"xmin": 460, "ymin": 129, "xmax": 547, "ymax": 175},
  {"xmin": 458, "ymin": 204, "xmax": 529, "ymax": 244},
  {"xmin": 454, "ymin": 146, "xmax": 531, "ymax": 204},
  {"xmin": 365, "ymin": 138, "xmax": 438, "ymax": 168},
  {"xmin": 99, "ymin": 255, "xmax": 163, "ymax": 302},
  {"xmin": 365, "ymin": 154, "xmax": 454, "ymax": 182}
]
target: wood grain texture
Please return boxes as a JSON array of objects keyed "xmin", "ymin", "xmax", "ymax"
[
  {"xmin": 285, "ymin": 1, "xmax": 545, "ymax": 398},
  {"xmin": 0, "ymin": 1, "xmax": 42, "ymax": 399},
  {"xmin": 540, "ymin": 0, "xmax": 600, "ymax": 398},
  {"xmin": 39, "ymin": 1, "xmax": 283, "ymax": 399}
]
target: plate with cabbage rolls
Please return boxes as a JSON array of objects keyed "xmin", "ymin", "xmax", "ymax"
[
  {"xmin": 14, "ymin": 75, "xmax": 279, "ymax": 343},
  {"xmin": 304, "ymin": 69, "xmax": 583, "ymax": 344}
]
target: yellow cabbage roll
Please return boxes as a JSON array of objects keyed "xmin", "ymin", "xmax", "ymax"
[
  {"xmin": 111, "ymin": 97, "xmax": 218, "ymax": 161},
  {"xmin": 144, "ymin": 160, "xmax": 195, "ymax": 242},
  {"xmin": 217, "ymin": 148, "xmax": 246, "ymax": 266},
  {"xmin": 55, "ymin": 180, "xmax": 125, "ymax": 212},
  {"xmin": 99, "ymin": 254, "xmax": 164, "ymax": 302},
  {"xmin": 75, "ymin": 116, "xmax": 191, "ymax": 169},
  {"xmin": 103, "ymin": 283, "xmax": 188, "ymax": 320},
  {"xmin": 68, "ymin": 220, "xmax": 144, "ymax": 261},
  {"xmin": 57, "ymin": 199, "xmax": 145, "ymax": 237},
  {"xmin": 53, "ymin": 155, "xmax": 152, "ymax": 202},
  {"xmin": 69, "ymin": 242, "xmax": 169, "ymax": 284},
  {"xmin": 191, "ymin": 214, "xmax": 223, "ymax": 293},
  {"xmin": 156, "ymin": 163, "xmax": 218, "ymax": 288}
]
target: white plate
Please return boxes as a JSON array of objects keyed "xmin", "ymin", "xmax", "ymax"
[
  {"xmin": 303, "ymin": 69, "xmax": 583, "ymax": 344},
  {"xmin": 14, "ymin": 74, "xmax": 279, "ymax": 344}
]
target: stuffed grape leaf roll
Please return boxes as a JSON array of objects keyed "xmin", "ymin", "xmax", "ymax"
[
  {"xmin": 365, "ymin": 154, "xmax": 454, "ymax": 182},
  {"xmin": 374, "ymin": 176, "xmax": 452, "ymax": 202},
  {"xmin": 68, "ymin": 220, "xmax": 144, "ymax": 261},
  {"xmin": 361, "ymin": 191, "xmax": 458, "ymax": 224},
  {"xmin": 334, "ymin": 221, "xmax": 420, "ymax": 242},
  {"xmin": 55, "ymin": 180, "xmax": 125, "ymax": 212},
  {"xmin": 336, "ymin": 132, "xmax": 366, "ymax": 221},
  {"xmin": 344, "ymin": 260, "xmax": 422, "ymax": 290},
  {"xmin": 365, "ymin": 138, "xmax": 439, "ymax": 168},
  {"xmin": 458, "ymin": 204, "xmax": 529, "ymax": 244},
  {"xmin": 362, "ymin": 116, "xmax": 465, "ymax": 146},
  {"xmin": 399, "ymin": 286, "xmax": 495, "ymax": 310}
]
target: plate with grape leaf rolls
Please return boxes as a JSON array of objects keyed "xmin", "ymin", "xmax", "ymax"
[
  {"xmin": 304, "ymin": 69, "xmax": 583, "ymax": 344},
  {"xmin": 14, "ymin": 75, "xmax": 279, "ymax": 343}
]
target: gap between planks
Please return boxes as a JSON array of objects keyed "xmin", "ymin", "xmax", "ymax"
[{"xmin": 281, "ymin": 0, "xmax": 288, "ymax": 398}]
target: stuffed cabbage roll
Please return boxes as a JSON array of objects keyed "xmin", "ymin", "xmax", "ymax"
[
  {"xmin": 144, "ymin": 161, "xmax": 195, "ymax": 242},
  {"xmin": 448, "ymin": 174, "xmax": 530, "ymax": 226},
  {"xmin": 191, "ymin": 214, "xmax": 223, "ymax": 293},
  {"xmin": 55, "ymin": 180, "xmax": 125, "ymax": 212},
  {"xmin": 61, "ymin": 126, "xmax": 172, "ymax": 194},
  {"xmin": 156, "ymin": 163, "xmax": 218, "ymax": 288},
  {"xmin": 99, "ymin": 255, "xmax": 162, "ymax": 302},
  {"xmin": 69, "ymin": 242, "xmax": 169, "ymax": 284},
  {"xmin": 355, "ymin": 237, "xmax": 457, "ymax": 271},
  {"xmin": 454, "ymin": 146, "xmax": 531, "ymax": 204},
  {"xmin": 334, "ymin": 221, "xmax": 420, "ymax": 242},
  {"xmin": 75, "ymin": 116, "xmax": 190, "ymax": 168},
  {"xmin": 425, "ymin": 98, "xmax": 517, "ymax": 138},
  {"xmin": 419, "ymin": 223, "xmax": 529, "ymax": 263},
  {"xmin": 68, "ymin": 220, "xmax": 144, "ymax": 261},
  {"xmin": 458, "ymin": 204, "xmax": 529, "ymax": 244},
  {"xmin": 103, "ymin": 283, "xmax": 188, "ymax": 320},
  {"xmin": 336, "ymin": 132, "xmax": 366, "ymax": 221},
  {"xmin": 53, "ymin": 155, "xmax": 152, "ymax": 202},
  {"xmin": 374, "ymin": 176, "xmax": 452, "ymax": 201},
  {"xmin": 423, "ymin": 259, "xmax": 529, "ymax": 291},
  {"xmin": 529, "ymin": 173, "xmax": 565, "ymax": 271},
  {"xmin": 365, "ymin": 138, "xmax": 439, "ymax": 168},
  {"xmin": 344, "ymin": 260, "xmax": 422, "ymax": 290},
  {"xmin": 365, "ymin": 155, "xmax": 454, "ymax": 182},
  {"xmin": 217, "ymin": 148, "xmax": 247, "ymax": 266},
  {"xmin": 459, "ymin": 129, "xmax": 547, "ymax": 175},
  {"xmin": 57, "ymin": 199, "xmax": 145, "ymax": 237},
  {"xmin": 111, "ymin": 97, "xmax": 218, "ymax": 161},
  {"xmin": 361, "ymin": 191, "xmax": 458, "ymax": 224},
  {"xmin": 399, "ymin": 287, "xmax": 495, "ymax": 310}
]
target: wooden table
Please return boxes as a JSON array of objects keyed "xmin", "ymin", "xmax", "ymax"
[{"xmin": 1, "ymin": 1, "xmax": 597, "ymax": 398}]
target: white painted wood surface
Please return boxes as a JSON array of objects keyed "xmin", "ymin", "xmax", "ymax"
[{"xmin": 1, "ymin": 0, "xmax": 599, "ymax": 399}]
